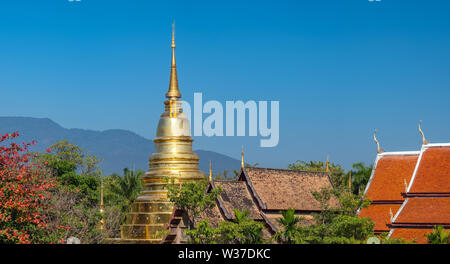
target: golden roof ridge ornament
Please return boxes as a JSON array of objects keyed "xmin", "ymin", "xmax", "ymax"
[
  {"xmin": 374, "ymin": 129, "xmax": 385, "ymax": 154},
  {"xmin": 241, "ymin": 145, "xmax": 245, "ymax": 169},
  {"xmin": 209, "ymin": 160, "xmax": 213, "ymax": 182},
  {"xmin": 419, "ymin": 120, "xmax": 430, "ymax": 145},
  {"xmin": 166, "ymin": 20, "xmax": 181, "ymax": 99}
]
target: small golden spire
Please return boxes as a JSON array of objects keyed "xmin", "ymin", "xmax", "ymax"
[
  {"xmin": 166, "ymin": 20, "xmax": 181, "ymax": 99},
  {"xmin": 419, "ymin": 120, "xmax": 430, "ymax": 145},
  {"xmin": 241, "ymin": 145, "xmax": 245, "ymax": 169},
  {"xmin": 99, "ymin": 176, "xmax": 105, "ymax": 230},
  {"xmin": 325, "ymin": 155, "xmax": 330, "ymax": 172},
  {"xmin": 348, "ymin": 170, "xmax": 352, "ymax": 190},
  {"xmin": 374, "ymin": 129, "xmax": 385, "ymax": 154},
  {"xmin": 209, "ymin": 160, "xmax": 213, "ymax": 182}
]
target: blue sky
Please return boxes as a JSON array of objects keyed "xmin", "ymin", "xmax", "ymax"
[{"xmin": 1, "ymin": 0, "xmax": 449, "ymax": 169}]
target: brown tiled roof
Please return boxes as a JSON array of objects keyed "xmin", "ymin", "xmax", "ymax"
[
  {"xmin": 200, "ymin": 204, "xmax": 226, "ymax": 227},
  {"xmin": 241, "ymin": 167, "xmax": 336, "ymax": 211},
  {"xmin": 389, "ymin": 228, "xmax": 433, "ymax": 244},
  {"xmin": 358, "ymin": 204, "xmax": 401, "ymax": 232},
  {"xmin": 365, "ymin": 153, "xmax": 419, "ymax": 202},
  {"xmin": 409, "ymin": 146, "xmax": 450, "ymax": 195},
  {"xmin": 393, "ymin": 197, "xmax": 450, "ymax": 225},
  {"xmin": 214, "ymin": 181, "xmax": 262, "ymax": 220}
]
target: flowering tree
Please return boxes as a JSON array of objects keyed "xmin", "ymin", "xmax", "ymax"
[{"xmin": 0, "ymin": 132, "xmax": 55, "ymax": 244}]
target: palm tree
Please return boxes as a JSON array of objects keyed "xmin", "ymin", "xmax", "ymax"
[
  {"xmin": 272, "ymin": 208, "xmax": 301, "ymax": 244},
  {"xmin": 426, "ymin": 226, "xmax": 450, "ymax": 244},
  {"xmin": 108, "ymin": 168, "xmax": 143, "ymax": 212}
]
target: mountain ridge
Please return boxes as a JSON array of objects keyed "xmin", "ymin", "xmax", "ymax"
[{"xmin": 0, "ymin": 116, "xmax": 241, "ymax": 176}]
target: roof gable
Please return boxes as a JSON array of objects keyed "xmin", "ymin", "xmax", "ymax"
[
  {"xmin": 408, "ymin": 145, "xmax": 450, "ymax": 195},
  {"xmin": 365, "ymin": 152, "xmax": 419, "ymax": 202}
]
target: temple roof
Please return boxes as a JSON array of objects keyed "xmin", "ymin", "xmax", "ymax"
[
  {"xmin": 407, "ymin": 144, "xmax": 450, "ymax": 195},
  {"xmin": 240, "ymin": 167, "xmax": 336, "ymax": 211},
  {"xmin": 213, "ymin": 181, "xmax": 262, "ymax": 220},
  {"xmin": 364, "ymin": 151, "xmax": 419, "ymax": 202},
  {"xmin": 392, "ymin": 197, "xmax": 450, "ymax": 226},
  {"xmin": 358, "ymin": 204, "xmax": 401, "ymax": 232},
  {"xmin": 389, "ymin": 228, "xmax": 432, "ymax": 244}
]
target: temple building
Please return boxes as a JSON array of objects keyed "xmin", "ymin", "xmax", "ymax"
[
  {"xmin": 388, "ymin": 142, "xmax": 450, "ymax": 243},
  {"xmin": 358, "ymin": 132, "xmax": 419, "ymax": 234},
  {"xmin": 161, "ymin": 151, "xmax": 338, "ymax": 243},
  {"xmin": 359, "ymin": 126, "xmax": 450, "ymax": 243},
  {"xmin": 120, "ymin": 24, "xmax": 205, "ymax": 243}
]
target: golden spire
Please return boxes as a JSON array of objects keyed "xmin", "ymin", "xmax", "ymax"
[
  {"xmin": 209, "ymin": 160, "xmax": 213, "ymax": 182},
  {"xmin": 419, "ymin": 120, "xmax": 430, "ymax": 145},
  {"xmin": 166, "ymin": 20, "xmax": 181, "ymax": 99},
  {"xmin": 241, "ymin": 145, "xmax": 245, "ymax": 169},
  {"xmin": 374, "ymin": 129, "xmax": 385, "ymax": 154},
  {"xmin": 348, "ymin": 170, "xmax": 352, "ymax": 190},
  {"xmin": 325, "ymin": 155, "xmax": 330, "ymax": 172},
  {"xmin": 99, "ymin": 176, "xmax": 105, "ymax": 231}
]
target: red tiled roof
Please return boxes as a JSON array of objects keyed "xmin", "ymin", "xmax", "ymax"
[
  {"xmin": 394, "ymin": 197, "xmax": 450, "ymax": 225},
  {"xmin": 358, "ymin": 204, "xmax": 401, "ymax": 232},
  {"xmin": 365, "ymin": 154, "xmax": 418, "ymax": 201},
  {"xmin": 242, "ymin": 168, "xmax": 337, "ymax": 211},
  {"xmin": 409, "ymin": 146, "xmax": 450, "ymax": 194},
  {"xmin": 389, "ymin": 228, "xmax": 433, "ymax": 244}
]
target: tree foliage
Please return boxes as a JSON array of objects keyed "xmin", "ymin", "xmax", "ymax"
[
  {"xmin": 0, "ymin": 132, "xmax": 56, "ymax": 244},
  {"xmin": 426, "ymin": 226, "xmax": 450, "ymax": 244},
  {"xmin": 166, "ymin": 179, "xmax": 221, "ymax": 227}
]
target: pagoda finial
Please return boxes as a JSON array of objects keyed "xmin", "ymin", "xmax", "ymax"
[
  {"xmin": 374, "ymin": 129, "xmax": 385, "ymax": 154},
  {"xmin": 209, "ymin": 160, "xmax": 213, "ymax": 182},
  {"xmin": 166, "ymin": 20, "xmax": 181, "ymax": 99},
  {"xmin": 348, "ymin": 170, "xmax": 352, "ymax": 190},
  {"xmin": 419, "ymin": 120, "xmax": 430, "ymax": 145},
  {"xmin": 241, "ymin": 145, "xmax": 245, "ymax": 169},
  {"xmin": 325, "ymin": 155, "xmax": 330, "ymax": 172},
  {"xmin": 99, "ymin": 176, "xmax": 105, "ymax": 231}
]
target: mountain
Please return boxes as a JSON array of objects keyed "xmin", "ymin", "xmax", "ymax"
[{"xmin": 0, "ymin": 117, "xmax": 241, "ymax": 176}]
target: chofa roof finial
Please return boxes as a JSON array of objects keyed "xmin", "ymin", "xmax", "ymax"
[
  {"xmin": 374, "ymin": 129, "xmax": 385, "ymax": 154},
  {"xmin": 419, "ymin": 120, "xmax": 430, "ymax": 145},
  {"xmin": 209, "ymin": 160, "xmax": 212, "ymax": 182},
  {"xmin": 241, "ymin": 145, "xmax": 245, "ymax": 169}
]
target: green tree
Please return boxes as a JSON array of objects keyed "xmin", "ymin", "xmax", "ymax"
[
  {"xmin": 282, "ymin": 188, "xmax": 374, "ymax": 244},
  {"xmin": 37, "ymin": 140, "xmax": 106, "ymax": 243},
  {"xmin": 348, "ymin": 162, "xmax": 373, "ymax": 195},
  {"xmin": 105, "ymin": 168, "xmax": 143, "ymax": 213},
  {"xmin": 188, "ymin": 209, "xmax": 265, "ymax": 244},
  {"xmin": 287, "ymin": 160, "xmax": 346, "ymax": 188},
  {"xmin": 166, "ymin": 179, "xmax": 222, "ymax": 228},
  {"xmin": 272, "ymin": 209, "xmax": 302, "ymax": 244},
  {"xmin": 426, "ymin": 226, "xmax": 450, "ymax": 244}
]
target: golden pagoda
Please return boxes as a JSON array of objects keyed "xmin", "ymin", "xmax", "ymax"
[{"xmin": 120, "ymin": 23, "xmax": 205, "ymax": 243}]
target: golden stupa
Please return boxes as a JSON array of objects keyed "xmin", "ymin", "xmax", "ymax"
[{"xmin": 120, "ymin": 23, "xmax": 205, "ymax": 243}]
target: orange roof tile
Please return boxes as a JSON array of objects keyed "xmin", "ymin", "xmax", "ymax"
[
  {"xmin": 358, "ymin": 204, "xmax": 401, "ymax": 232},
  {"xmin": 394, "ymin": 197, "xmax": 450, "ymax": 225},
  {"xmin": 365, "ymin": 154, "xmax": 418, "ymax": 202},
  {"xmin": 409, "ymin": 146, "xmax": 450, "ymax": 194},
  {"xmin": 389, "ymin": 228, "xmax": 433, "ymax": 244}
]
